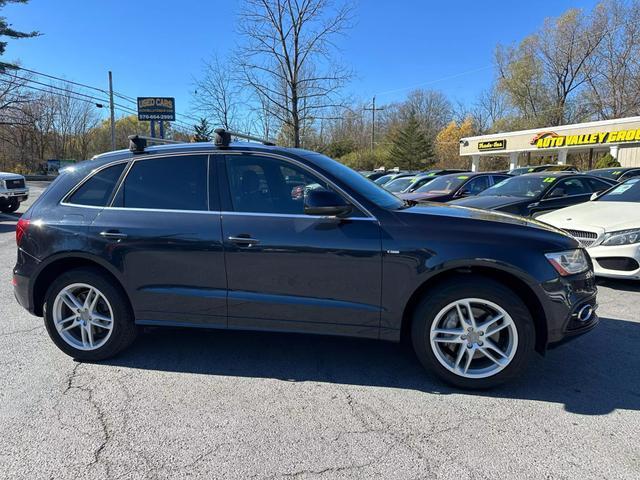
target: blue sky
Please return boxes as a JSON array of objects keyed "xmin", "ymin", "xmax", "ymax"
[{"xmin": 4, "ymin": 0, "xmax": 600, "ymax": 126}]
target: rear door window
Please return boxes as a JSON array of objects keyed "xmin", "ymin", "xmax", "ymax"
[
  {"xmin": 463, "ymin": 176, "xmax": 490, "ymax": 195},
  {"xmin": 114, "ymin": 155, "xmax": 208, "ymax": 211},
  {"xmin": 67, "ymin": 162, "xmax": 126, "ymax": 207},
  {"xmin": 547, "ymin": 178, "xmax": 591, "ymax": 198}
]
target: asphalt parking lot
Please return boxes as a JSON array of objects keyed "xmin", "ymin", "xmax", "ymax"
[{"xmin": 0, "ymin": 182, "xmax": 638, "ymax": 479}]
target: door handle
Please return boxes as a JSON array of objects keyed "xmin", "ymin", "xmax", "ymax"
[
  {"xmin": 228, "ymin": 235, "xmax": 260, "ymax": 246},
  {"xmin": 100, "ymin": 230, "xmax": 128, "ymax": 239}
]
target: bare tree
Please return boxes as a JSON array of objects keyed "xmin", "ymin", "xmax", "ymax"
[
  {"xmin": 585, "ymin": 0, "xmax": 640, "ymax": 119},
  {"xmin": 191, "ymin": 55, "xmax": 238, "ymax": 130},
  {"xmin": 496, "ymin": 7, "xmax": 607, "ymax": 127},
  {"xmin": 0, "ymin": 67, "xmax": 31, "ymax": 123},
  {"xmin": 237, "ymin": 0, "xmax": 352, "ymax": 147}
]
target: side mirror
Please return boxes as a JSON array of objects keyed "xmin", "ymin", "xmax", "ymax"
[
  {"xmin": 456, "ymin": 188, "xmax": 472, "ymax": 198},
  {"xmin": 304, "ymin": 189, "xmax": 352, "ymax": 217},
  {"xmin": 590, "ymin": 192, "xmax": 600, "ymax": 201}
]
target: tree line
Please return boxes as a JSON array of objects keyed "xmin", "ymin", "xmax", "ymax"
[{"xmin": 1, "ymin": 0, "xmax": 639, "ymax": 173}]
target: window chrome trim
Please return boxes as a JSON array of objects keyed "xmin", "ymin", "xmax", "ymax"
[
  {"xmin": 108, "ymin": 151, "xmax": 211, "ymax": 209},
  {"xmin": 219, "ymin": 150, "xmax": 376, "ymax": 219},
  {"xmin": 60, "ymin": 159, "xmax": 130, "ymax": 207},
  {"xmin": 219, "ymin": 211, "xmax": 377, "ymax": 221},
  {"xmin": 60, "ymin": 149, "xmax": 378, "ymax": 220}
]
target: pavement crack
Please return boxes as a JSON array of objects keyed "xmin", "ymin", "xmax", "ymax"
[{"xmin": 0, "ymin": 325, "xmax": 43, "ymax": 338}]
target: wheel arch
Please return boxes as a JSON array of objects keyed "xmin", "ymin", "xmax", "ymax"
[
  {"xmin": 31, "ymin": 253, "xmax": 131, "ymax": 317},
  {"xmin": 400, "ymin": 266, "xmax": 548, "ymax": 354}
]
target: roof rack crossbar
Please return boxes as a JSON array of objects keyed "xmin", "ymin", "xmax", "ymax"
[
  {"xmin": 214, "ymin": 128, "xmax": 275, "ymax": 147},
  {"xmin": 128, "ymin": 135, "xmax": 181, "ymax": 153}
]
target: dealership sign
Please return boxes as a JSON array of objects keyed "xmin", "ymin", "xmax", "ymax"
[
  {"xmin": 533, "ymin": 128, "xmax": 640, "ymax": 148},
  {"xmin": 137, "ymin": 97, "xmax": 176, "ymax": 121},
  {"xmin": 478, "ymin": 139, "xmax": 506, "ymax": 151}
]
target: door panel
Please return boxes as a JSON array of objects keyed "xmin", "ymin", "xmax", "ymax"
[
  {"xmin": 219, "ymin": 154, "xmax": 383, "ymax": 337},
  {"xmin": 89, "ymin": 154, "xmax": 227, "ymax": 327},
  {"xmin": 90, "ymin": 209, "xmax": 226, "ymax": 326}
]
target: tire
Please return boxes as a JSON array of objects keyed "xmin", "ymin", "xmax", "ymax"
[
  {"xmin": 44, "ymin": 267, "xmax": 137, "ymax": 361},
  {"xmin": 0, "ymin": 198, "xmax": 19, "ymax": 213},
  {"xmin": 411, "ymin": 276, "xmax": 535, "ymax": 389}
]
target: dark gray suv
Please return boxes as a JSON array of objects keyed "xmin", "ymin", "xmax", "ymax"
[{"xmin": 13, "ymin": 130, "xmax": 598, "ymax": 389}]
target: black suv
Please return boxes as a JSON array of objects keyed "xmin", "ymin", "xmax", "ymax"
[{"xmin": 13, "ymin": 130, "xmax": 598, "ymax": 389}]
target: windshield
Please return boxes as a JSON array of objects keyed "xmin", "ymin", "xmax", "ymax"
[
  {"xmin": 384, "ymin": 176, "xmax": 414, "ymax": 192},
  {"xmin": 415, "ymin": 174, "xmax": 469, "ymax": 193},
  {"xmin": 587, "ymin": 168, "xmax": 624, "ymax": 180},
  {"xmin": 479, "ymin": 175, "xmax": 550, "ymax": 197},
  {"xmin": 509, "ymin": 167, "xmax": 534, "ymax": 175},
  {"xmin": 303, "ymin": 153, "xmax": 404, "ymax": 209},
  {"xmin": 597, "ymin": 178, "xmax": 640, "ymax": 202},
  {"xmin": 374, "ymin": 174, "xmax": 394, "ymax": 185}
]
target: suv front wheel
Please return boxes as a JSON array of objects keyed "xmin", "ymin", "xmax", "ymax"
[
  {"xmin": 411, "ymin": 277, "xmax": 535, "ymax": 389},
  {"xmin": 44, "ymin": 267, "xmax": 137, "ymax": 361}
]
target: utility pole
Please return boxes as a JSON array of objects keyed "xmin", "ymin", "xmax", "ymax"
[
  {"xmin": 364, "ymin": 96, "xmax": 384, "ymax": 152},
  {"xmin": 108, "ymin": 71, "xmax": 116, "ymax": 150}
]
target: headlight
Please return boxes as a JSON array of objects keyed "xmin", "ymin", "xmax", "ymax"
[
  {"xmin": 601, "ymin": 229, "xmax": 640, "ymax": 246},
  {"xmin": 545, "ymin": 249, "xmax": 589, "ymax": 276}
]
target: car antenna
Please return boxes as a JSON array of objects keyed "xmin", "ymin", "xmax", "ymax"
[{"xmin": 214, "ymin": 128, "xmax": 276, "ymax": 148}]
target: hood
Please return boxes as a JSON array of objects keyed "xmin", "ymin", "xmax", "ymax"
[
  {"xmin": 400, "ymin": 202, "xmax": 568, "ymax": 234},
  {"xmin": 399, "ymin": 191, "xmax": 452, "ymax": 202},
  {"xmin": 0, "ymin": 171, "xmax": 25, "ymax": 180},
  {"xmin": 449, "ymin": 195, "xmax": 527, "ymax": 210},
  {"xmin": 537, "ymin": 201, "xmax": 640, "ymax": 232}
]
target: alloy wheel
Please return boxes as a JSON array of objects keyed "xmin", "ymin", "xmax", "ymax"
[
  {"xmin": 429, "ymin": 298, "xmax": 518, "ymax": 379},
  {"xmin": 52, "ymin": 283, "xmax": 114, "ymax": 351}
]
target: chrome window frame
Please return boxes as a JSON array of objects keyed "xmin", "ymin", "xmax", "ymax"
[{"xmin": 60, "ymin": 150, "xmax": 378, "ymax": 221}]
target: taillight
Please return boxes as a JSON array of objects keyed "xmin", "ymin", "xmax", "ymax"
[{"xmin": 16, "ymin": 218, "xmax": 30, "ymax": 246}]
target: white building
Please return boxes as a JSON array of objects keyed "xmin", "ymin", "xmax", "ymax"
[{"xmin": 459, "ymin": 116, "xmax": 640, "ymax": 171}]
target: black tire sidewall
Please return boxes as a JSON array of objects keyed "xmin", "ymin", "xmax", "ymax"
[
  {"xmin": 411, "ymin": 277, "xmax": 535, "ymax": 389},
  {"xmin": 44, "ymin": 267, "xmax": 136, "ymax": 361},
  {"xmin": 0, "ymin": 199, "xmax": 18, "ymax": 213}
]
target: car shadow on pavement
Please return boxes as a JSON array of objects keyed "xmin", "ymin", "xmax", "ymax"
[{"xmin": 105, "ymin": 315, "xmax": 639, "ymax": 416}]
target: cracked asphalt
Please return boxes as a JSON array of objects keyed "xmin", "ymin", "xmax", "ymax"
[{"xmin": 0, "ymin": 182, "xmax": 638, "ymax": 479}]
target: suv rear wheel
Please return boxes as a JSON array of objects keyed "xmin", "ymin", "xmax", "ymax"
[
  {"xmin": 411, "ymin": 277, "xmax": 535, "ymax": 389},
  {"xmin": 44, "ymin": 267, "xmax": 137, "ymax": 361}
]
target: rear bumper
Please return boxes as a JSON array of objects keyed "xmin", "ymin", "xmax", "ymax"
[{"xmin": 13, "ymin": 248, "xmax": 39, "ymax": 315}]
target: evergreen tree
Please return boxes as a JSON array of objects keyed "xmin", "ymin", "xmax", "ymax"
[
  {"xmin": 193, "ymin": 118, "xmax": 212, "ymax": 142},
  {"xmin": 594, "ymin": 153, "xmax": 620, "ymax": 169},
  {"xmin": 388, "ymin": 114, "xmax": 434, "ymax": 170},
  {"xmin": 0, "ymin": 0, "xmax": 39, "ymax": 59}
]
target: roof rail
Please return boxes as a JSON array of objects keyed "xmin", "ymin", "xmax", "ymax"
[
  {"xmin": 214, "ymin": 128, "xmax": 276, "ymax": 148},
  {"xmin": 128, "ymin": 135, "xmax": 181, "ymax": 154}
]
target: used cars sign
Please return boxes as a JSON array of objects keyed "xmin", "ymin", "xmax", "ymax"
[{"xmin": 137, "ymin": 97, "xmax": 176, "ymax": 121}]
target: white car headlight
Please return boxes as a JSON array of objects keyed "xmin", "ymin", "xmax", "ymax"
[
  {"xmin": 601, "ymin": 229, "xmax": 640, "ymax": 246},
  {"xmin": 545, "ymin": 249, "xmax": 589, "ymax": 276}
]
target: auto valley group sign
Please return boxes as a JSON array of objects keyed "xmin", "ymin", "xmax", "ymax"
[
  {"xmin": 137, "ymin": 97, "xmax": 176, "ymax": 121},
  {"xmin": 533, "ymin": 128, "xmax": 640, "ymax": 148}
]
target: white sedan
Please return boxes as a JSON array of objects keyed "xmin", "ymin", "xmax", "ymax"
[{"xmin": 538, "ymin": 178, "xmax": 640, "ymax": 280}]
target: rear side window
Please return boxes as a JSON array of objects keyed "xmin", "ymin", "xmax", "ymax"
[
  {"xmin": 67, "ymin": 163, "xmax": 126, "ymax": 206},
  {"xmin": 114, "ymin": 155, "xmax": 208, "ymax": 211}
]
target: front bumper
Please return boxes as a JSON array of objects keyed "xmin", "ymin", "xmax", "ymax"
[
  {"xmin": 0, "ymin": 189, "xmax": 29, "ymax": 201},
  {"xmin": 540, "ymin": 268, "xmax": 599, "ymax": 346},
  {"xmin": 587, "ymin": 243, "xmax": 640, "ymax": 280}
]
